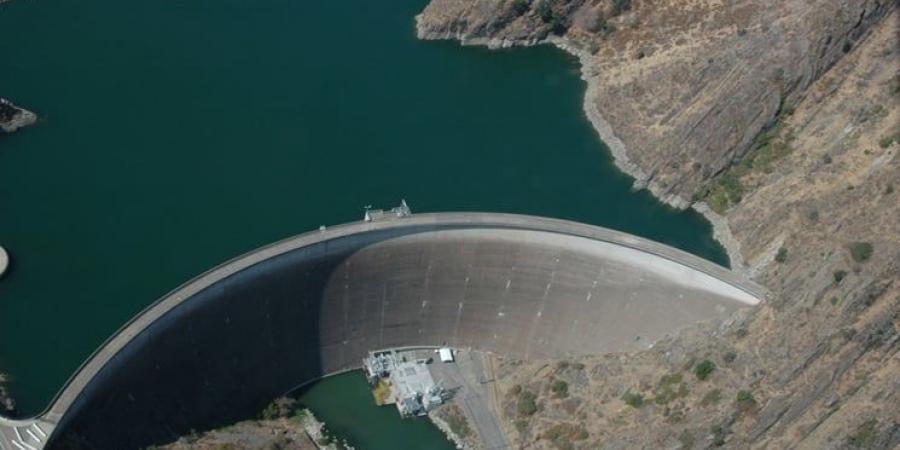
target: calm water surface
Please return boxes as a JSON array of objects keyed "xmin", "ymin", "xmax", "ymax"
[
  {"xmin": 299, "ymin": 371, "xmax": 455, "ymax": 450},
  {"xmin": 0, "ymin": 0, "xmax": 726, "ymax": 444}
]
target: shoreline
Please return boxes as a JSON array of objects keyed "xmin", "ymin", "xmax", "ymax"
[
  {"xmin": 414, "ymin": 19, "xmax": 749, "ymax": 272},
  {"xmin": 428, "ymin": 410, "xmax": 472, "ymax": 450},
  {"xmin": 545, "ymin": 38, "xmax": 749, "ymax": 275}
]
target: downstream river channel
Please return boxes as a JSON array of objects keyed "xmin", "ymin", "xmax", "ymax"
[{"xmin": 0, "ymin": 0, "xmax": 726, "ymax": 447}]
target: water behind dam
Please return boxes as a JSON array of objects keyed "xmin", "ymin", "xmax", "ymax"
[{"xmin": 0, "ymin": 0, "xmax": 726, "ymax": 446}]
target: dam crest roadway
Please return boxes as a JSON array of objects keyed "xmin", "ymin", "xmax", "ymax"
[{"xmin": 0, "ymin": 211, "xmax": 766, "ymax": 450}]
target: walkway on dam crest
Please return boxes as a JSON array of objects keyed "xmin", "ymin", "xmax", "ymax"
[{"xmin": 0, "ymin": 212, "xmax": 767, "ymax": 449}]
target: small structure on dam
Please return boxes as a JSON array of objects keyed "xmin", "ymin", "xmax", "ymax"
[
  {"xmin": 0, "ymin": 210, "xmax": 766, "ymax": 450},
  {"xmin": 364, "ymin": 349, "xmax": 446, "ymax": 417}
]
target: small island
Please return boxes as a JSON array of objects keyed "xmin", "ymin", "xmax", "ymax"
[{"xmin": 0, "ymin": 98, "xmax": 37, "ymax": 134}]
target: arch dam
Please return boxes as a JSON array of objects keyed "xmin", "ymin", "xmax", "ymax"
[{"xmin": 0, "ymin": 212, "xmax": 766, "ymax": 450}]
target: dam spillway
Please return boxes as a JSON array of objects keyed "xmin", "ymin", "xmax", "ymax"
[{"xmin": 0, "ymin": 212, "xmax": 765, "ymax": 450}]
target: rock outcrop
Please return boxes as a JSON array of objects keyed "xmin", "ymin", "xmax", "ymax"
[
  {"xmin": 418, "ymin": 0, "xmax": 898, "ymax": 448},
  {"xmin": 0, "ymin": 98, "xmax": 37, "ymax": 134}
]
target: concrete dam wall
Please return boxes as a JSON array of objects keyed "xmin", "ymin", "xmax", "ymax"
[{"xmin": 0, "ymin": 213, "xmax": 765, "ymax": 450}]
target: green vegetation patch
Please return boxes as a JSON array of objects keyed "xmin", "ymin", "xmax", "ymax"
[
  {"xmin": 623, "ymin": 392, "xmax": 645, "ymax": 408},
  {"xmin": 517, "ymin": 390, "xmax": 539, "ymax": 417},
  {"xmin": 372, "ymin": 379, "xmax": 391, "ymax": 406},
  {"xmin": 848, "ymin": 418, "xmax": 878, "ymax": 449},
  {"xmin": 848, "ymin": 242, "xmax": 874, "ymax": 263},
  {"xmin": 735, "ymin": 389, "xmax": 757, "ymax": 413},
  {"xmin": 878, "ymin": 133, "xmax": 898, "ymax": 149},
  {"xmin": 833, "ymin": 270, "xmax": 847, "ymax": 284},
  {"xmin": 551, "ymin": 380, "xmax": 570, "ymax": 398},
  {"xmin": 653, "ymin": 373, "xmax": 688, "ymax": 405},
  {"xmin": 541, "ymin": 423, "xmax": 590, "ymax": 450},
  {"xmin": 775, "ymin": 246, "xmax": 788, "ymax": 263},
  {"xmin": 694, "ymin": 359, "xmax": 716, "ymax": 381},
  {"xmin": 700, "ymin": 111, "xmax": 795, "ymax": 213},
  {"xmin": 511, "ymin": 0, "xmax": 530, "ymax": 15},
  {"xmin": 710, "ymin": 424, "xmax": 727, "ymax": 447}
]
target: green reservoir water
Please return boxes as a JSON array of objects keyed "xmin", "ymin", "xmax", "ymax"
[
  {"xmin": 299, "ymin": 371, "xmax": 454, "ymax": 450},
  {"xmin": 0, "ymin": 0, "xmax": 726, "ymax": 445}
]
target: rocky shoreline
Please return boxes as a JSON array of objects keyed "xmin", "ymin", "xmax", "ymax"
[
  {"xmin": 0, "ymin": 98, "xmax": 36, "ymax": 134},
  {"xmin": 416, "ymin": 8, "xmax": 747, "ymax": 268},
  {"xmin": 0, "ymin": 374, "xmax": 15, "ymax": 415}
]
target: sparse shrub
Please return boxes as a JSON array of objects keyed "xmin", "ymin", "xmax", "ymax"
[
  {"xmin": 807, "ymin": 208, "xmax": 819, "ymax": 222},
  {"xmin": 611, "ymin": 0, "xmax": 632, "ymax": 15},
  {"xmin": 736, "ymin": 390, "xmax": 757, "ymax": 413},
  {"xmin": 878, "ymin": 134, "xmax": 896, "ymax": 148},
  {"xmin": 537, "ymin": 0, "xmax": 553, "ymax": 22},
  {"xmin": 841, "ymin": 327, "xmax": 857, "ymax": 341},
  {"xmin": 509, "ymin": 384, "xmax": 522, "ymax": 396},
  {"xmin": 848, "ymin": 242, "xmax": 874, "ymax": 263},
  {"xmin": 654, "ymin": 373, "xmax": 688, "ymax": 404},
  {"xmin": 701, "ymin": 389, "xmax": 722, "ymax": 406},
  {"xmin": 833, "ymin": 270, "xmax": 847, "ymax": 284},
  {"xmin": 511, "ymin": 0, "xmax": 530, "ymax": 15},
  {"xmin": 678, "ymin": 429, "xmax": 695, "ymax": 448},
  {"xmin": 446, "ymin": 411, "xmax": 472, "ymax": 438},
  {"xmin": 623, "ymin": 392, "xmax": 645, "ymax": 408},
  {"xmin": 720, "ymin": 174, "xmax": 744, "ymax": 204},
  {"xmin": 822, "ymin": 154, "xmax": 833, "ymax": 164},
  {"xmin": 542, "ymin": 423, "xmax": 589, "ymax": 449},
  {"xmin": 551, "ymin": 380, "xmax": 569, "ymax": 398},
  {"xmin": 549, "ymin": 16, "xmax": 567, "ymax": 35},
  {"xmin": 775, "ymin": 247, "xmax": 788, "ymax": 263},
  {"xmin": 517, "ymin": 391, "xmax": 538, "ymax": 417},
  {"xmin": 707, "ymin": 190, "xmax": 729, "ymax": 214},
  {"xmin": 723, "ymin": 352, "xmax": 737, "ymax": 363},
  {"xmin": 885, "ymin": 183, "xmax": 894, "ymax": 195},
  {"xmin": 848, "ymin": 418, "xmax": 878, "ymax": 448},
  {"xmin": 711, "ymin": 425, "xmax": 726, "ymax": 446},
  {"xmin": 260, "ymin": 397, "xmax": 297, "ymax": 420},
  {"xmin": 694, "ymin": 360, "xmax": 716, "ymax": 381}
]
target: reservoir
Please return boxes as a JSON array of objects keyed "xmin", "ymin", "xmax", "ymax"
[{"xmin": 0, "ymin": 0, "xmax": 725, "ymax": 446}]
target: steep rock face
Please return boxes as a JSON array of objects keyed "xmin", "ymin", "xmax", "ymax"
[
  {"xmin": 447, "ymin": 5, "xmax": 898, "ymax": 450},
  {"xmin": 417, "ymin": 0, "xmax": 892, "ymax": 207},
  {"xmin": 0, "ymin": 98, "xmax": 37, "ymax": 134}
]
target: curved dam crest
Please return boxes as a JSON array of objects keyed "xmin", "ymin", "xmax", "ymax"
[{"xmin": 0, "ymin": 213, "xmax": 765, "ymax": 450}]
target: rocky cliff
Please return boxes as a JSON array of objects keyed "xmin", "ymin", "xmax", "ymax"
[
  {"xmin": 0, "ymin": 98, "xmax": 36, "ymax": 134},
  {"xmin": 417, "ymin": 0, "xmax": 892, "ymax": 209},
  {"xmin": 418, "ymin": 0, "xmax": 898, "ymax": 448}
]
